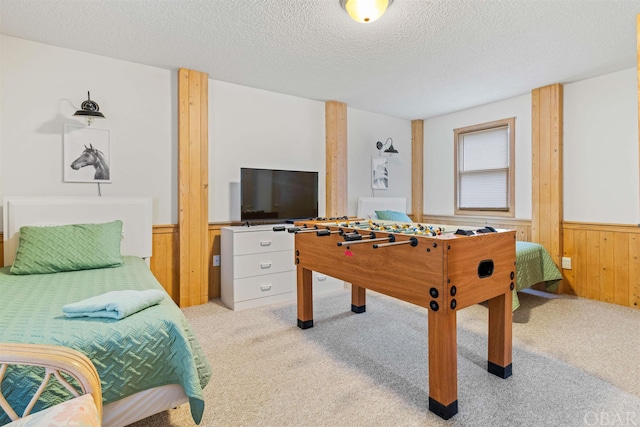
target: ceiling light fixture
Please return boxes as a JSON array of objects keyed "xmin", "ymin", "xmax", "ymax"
[
  {"xmin": 376, "ymin": 138, "xmax": 398, "ymax": 155},
  {"xmin": 340, "ymin": 0, "xmax": 393, "ymax": 23},
  {"xmin": 73, "ymin": 91, "xmax": 105, "ymax": 126}
]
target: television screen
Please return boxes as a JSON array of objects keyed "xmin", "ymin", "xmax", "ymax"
[{"xmin": 241, "ymin": 168, "xmax": 319, "ymax": 222}]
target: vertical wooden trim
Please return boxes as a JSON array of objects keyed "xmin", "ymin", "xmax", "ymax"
[
  {"xmin": 411, "ymin": 120, "xmax": 424, "ymax": 222},
  {"xmin": 531, "ymin": 84, "xmax": 563, "ymax": 270},
  {"xmin": 325, "ymin": 101, "xmax": 347, "ymax": 217},
  {"xmin": 178, "ymin": 68, "xmax": 209, "ymax": 307}
]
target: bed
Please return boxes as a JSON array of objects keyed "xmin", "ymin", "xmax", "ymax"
[
  {"xmin": 0, "ymin": 197, "xmax": 212, "ymax": 426},
  {"xmin": 356, "ymin": 197, "xmax": 562, "ymax": 310}
]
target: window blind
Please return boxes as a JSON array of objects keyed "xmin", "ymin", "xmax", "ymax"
[{"xmin": 458, "ymin": 126, "xmax": 509, "ymax": 210}]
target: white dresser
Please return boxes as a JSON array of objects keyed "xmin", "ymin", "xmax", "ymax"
[{"xmin": 221, "ymin": 224, "xmax": 344, "ymax": 311}]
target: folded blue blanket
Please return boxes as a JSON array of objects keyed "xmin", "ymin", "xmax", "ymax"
[{"xmin": 63, "ymin": 289, "xmax": 166, "ymax": 320}]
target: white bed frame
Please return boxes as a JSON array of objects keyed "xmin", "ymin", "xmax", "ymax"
[
  {"xmin": 356, "ymin": 197, "xmax": 407, "ymax": 219},
  {"xmin": 2, "ymin": 196, "xmax": 189, "ymax": 427}
]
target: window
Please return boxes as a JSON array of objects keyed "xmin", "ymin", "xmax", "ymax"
[{"xmin": 454, "ymin": 117, "xmax": 515, "ymax": 217}]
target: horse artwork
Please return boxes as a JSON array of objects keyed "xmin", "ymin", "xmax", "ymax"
[
  {"xmin": 70, "ymin": 144, "xmax": 110, "ymax": 180},
  {"xmin": 64, "ymin": 125, "xmax": 111, "ymax": 183}
]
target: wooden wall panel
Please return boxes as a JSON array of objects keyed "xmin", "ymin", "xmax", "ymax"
[
  {"xmin": 629, "ymin": 234, "xmax": 640, "ymax": 308},
  {"xmin": 562, "ymin": 222, "xmax": 640, "ymax": 309},
  {"xmin": 325, "ymin": 101, "xmax": 348, "ymax": 217},
  {"xmin": 150, "ymin": 225, "xmax": 179, "ymax": 304},
  {"xmin": 5, "ymin": 219, "xmax": 640, "ymax": 310},
  {"xmin": 1, "ymin": 222, "xmax": 226, "ymax": 304},
  {"xmin": 178, "ymin": 68, "xmax": 209, "ymax": 307},
  {"xmin": 145, "ymin": 223, "xmax": 228, "ymax": 303},
  {"xmin": 208, "ymin": 224, "xmax": 224, "ymax": 299},
  {"xmin": 613, "ymin": 233, "xmax": 629, "ymax": 307},
  {"xmin": 531, "ymin": 84, "xmax": 563, "ymax": 267},
  {"xmin": 411, "ymin": 120, "xmax": 424, "ymax": 223}
]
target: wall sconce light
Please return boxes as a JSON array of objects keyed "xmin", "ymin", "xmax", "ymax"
[
  {"xmin": 376, "ymin": 137, "xmax": 398, "ymax": 155},
  {"xmin": 73, "ymin": 91, "xmax": 105, "ymax": 126},
  {"xmin": 340, "ymin": 0, "xmax": 393, "ymax": 23}
]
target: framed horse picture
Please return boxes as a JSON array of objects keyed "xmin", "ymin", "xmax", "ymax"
[{"xmin": 63, "ymin": 125, "xmax": 111, "ymax": 183}]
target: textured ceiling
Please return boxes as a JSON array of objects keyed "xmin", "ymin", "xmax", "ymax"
[{"xmin": 1, "ymin": 0, "xmax": 639, "ymax": 120}]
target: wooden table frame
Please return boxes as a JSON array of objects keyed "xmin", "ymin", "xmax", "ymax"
[{"xmin": 293, "ymin": 224, "xmax": 515, "ymax": 419}]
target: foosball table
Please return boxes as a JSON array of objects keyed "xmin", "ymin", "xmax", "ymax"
[{"xmin": 286, "ymin": 219, "xmax": 516, "ymax": 420}]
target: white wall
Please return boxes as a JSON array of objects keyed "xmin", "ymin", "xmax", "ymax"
[
  {"xmin": 347, "ymin": 109, "xmax": 412, "ymax": 216},
  {"xmin": 0, "ymin": 36, "xmax": 177, "ymax": 228},
  {"xmin": 4, "ymin": 36, "xmax": 636, "ymax": 229},
  {"xmin": 424, "ymin": 94, "xmax": 532, "ymax": 219},
  {"xmin": 1, "ymin": 36, "xmax": 410, "ymax": 230},
  {"xmin": 564, "ymin": 68, "xmax": 639, "ymax": 224},
  {"xmin": 209, "ymin": 80, "xmax": 326, "ymax": 222},
  {"xmin": 209, "ymin": 84, "xmax": 413, "ymax": 222}
]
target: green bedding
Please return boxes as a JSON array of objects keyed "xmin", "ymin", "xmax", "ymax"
[
  {"xmin": 0, "ymin": 256, "xmax": 211, "ymax": 425},
  {"xmin": 514, "ymin": 241, "xmax": 563, "ymax": 310}
]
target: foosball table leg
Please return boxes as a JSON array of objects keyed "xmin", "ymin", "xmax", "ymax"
[
  {"xmin": 351, "ymin": 284, "xmax": 366, "ymax": 313},
  {"xmin": 487, "ymin": 290, "xmax": 513, "ymax": 378},
  {"xmin": 428, "ymin": 310, "xmax": 458, "ymax": 420},
  {"xmin": 297, "ymin": 267, "xmax": 314, "ymax": 329}
]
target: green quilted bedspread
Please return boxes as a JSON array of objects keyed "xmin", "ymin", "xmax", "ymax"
[
  {"xmin": 514, "ymin": 241, "xmax": 563, "ymax": 310},
  {"xmin": 0, "ymin": 256, "xmax": 211, "ymax": 425}
]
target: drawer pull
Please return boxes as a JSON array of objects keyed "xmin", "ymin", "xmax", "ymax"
[
  {"xmin": 260, "ymin": 284, "xmax": 272, "ymax": 291},
  {"xmin": 260, "ymin": 241, "xmax": 272, "ymax": 246},
  {"xmin": 260, "ymin": 262, "xmax": 272, "ymax": 269},
  {"xmin": 317, "ymin": 275, "xmax": 327, "ymax": 281}
]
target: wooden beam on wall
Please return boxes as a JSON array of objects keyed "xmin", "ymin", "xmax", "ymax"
[
  {"xmin": 531, "ymin": 83, "xmax": 563, "ymax": 269},
  {"xmin": 411, "ymin": 120, "xmax": 424, "ymax": 222},
  {"xmin": 325, "ymin": 101, "xmax": 348, "ymax": 217},
  {"xmin": 178, "ymin": 68, "xmax": 209, "ymax": 307}
]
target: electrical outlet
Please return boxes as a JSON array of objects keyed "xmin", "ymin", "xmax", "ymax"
[
  {"xmin": 561, "ymin": 257, "xmax": 572, "ymax": 270},
  {"xmin": 213, "ymin": 255, "xmax": 220, "ymax": 267}
]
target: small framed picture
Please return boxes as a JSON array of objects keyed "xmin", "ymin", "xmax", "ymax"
[
  {"xmin": 63, "ymin": 125, "xmax": 111, "ymax": 183},
  {"xmin": 372, "ymin": 156, "xmax": 389, "ymax": 190}
]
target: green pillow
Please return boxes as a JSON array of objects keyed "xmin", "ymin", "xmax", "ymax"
[
  {"xmin": 10, "ymin": 221, "xmax": 124, "ymax": 275},
  {"xmin": 375, "ymin": 210, "xmax": 412, "ymax": 222}
]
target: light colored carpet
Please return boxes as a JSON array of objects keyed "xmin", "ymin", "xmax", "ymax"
[{"xmin": 130, "ymin": 288, "xmax": 640, "ymax": 426}]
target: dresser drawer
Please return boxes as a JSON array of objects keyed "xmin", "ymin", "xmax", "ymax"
[
  {"xmin": 233, "ymin": 250, "xmax": 294, "ymax": 279},
  {"xmin": 233, "ymin": 229, "xmax": 293, "ymax": 255},
  {"xmin": 234, "ymin": 271, "xmax": 296, "ymax": 302}
]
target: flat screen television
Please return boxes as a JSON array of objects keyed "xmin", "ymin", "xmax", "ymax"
[{"xmin": 241, "ymin": 167, "xmax": 319, "ymax": 222}]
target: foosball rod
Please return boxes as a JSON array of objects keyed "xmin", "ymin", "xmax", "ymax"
[
  {"xmin": 316, "ymin": 228, "xmax": 344, "ymax": 236},
  {"xmin": 373, "ymin": 236, "xmax": 418, "ymax": 248},
  {"xmin": 288, "ymin": 226, "xmax": 320, "ymax": 234},
  {"xmin": 336, "ymin": 233, "xmax": 393, "ymax": 246}
]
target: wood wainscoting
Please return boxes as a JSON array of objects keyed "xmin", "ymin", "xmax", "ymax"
[
  {"xmin": 149, "ymin": 224, "xmax": 227, "ymax": 305},
  {"xmin": 4, "ymin": 220, "xmax": 638, "ymax": 310},
  {"xmin": 421, "ymin": 217, "xmax": 640, "ymax": 310},
  {"xmin": 0, "ymin": 225, "xmax": 226, "ymax": 307},
  {"xmin": 563, "ymin": 222, "xmax": 640, "ymax": 309}
]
